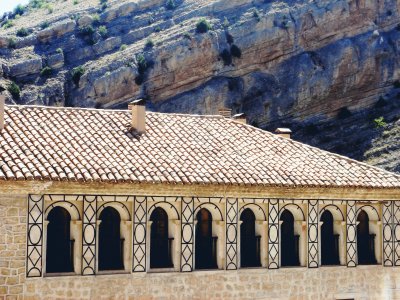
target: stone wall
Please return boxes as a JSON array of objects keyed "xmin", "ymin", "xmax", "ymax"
[
  {"xmin": 0, "ymin": 194, "xmax": 27, "ymax": 299},
  {"xmin": 21, "ymin": 266, "xmax": 400, "ymax": 300}
]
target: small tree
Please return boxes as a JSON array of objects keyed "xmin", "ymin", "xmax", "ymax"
[
  {"xmin": 13, "ymin": 4, "xmax": 26, "ymax": 16},
  {"xmin": 7, "ymin": 82, "xmax": 21, "ymax": 100},
  {"xmin": 16, "ymin": 27, "xmax": 29, "ymax": 37},
  {"xmin": 374, "ymin": 116, "xmax": 387, "ymax": 128},
  {"xmin": 230, "ymin": 44, "xmax": 242, "ymax": 58},
  {"xmin": 71, "ymin": 66, "xmax": 85, "ymax": 86},
  {"xmin": 98, "ymin": 26, "xmax": 108, "ymax": 38},
  {"xmin": 40, "ymin": 66, "xmax": 53, "ymax": 77},
  {"xmin": 220, "ymin": 49, "xmax": 232, "ymax": 66},
  {"xmin": 196, "ymin": 18, "xmax": 211, "ymax": 34}
]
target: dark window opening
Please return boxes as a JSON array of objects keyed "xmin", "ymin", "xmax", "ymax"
[
  {"xmin": 320, "ymin": 210, "xmax": 340, "ymax": 265},
  {"xmin": 98, "ymin": 207, "xmax": 124, "ymax": 271},
  {"xmin": 150, "ymin": 207, "xmax": 173, "ymax": 268},
  {"xmin": 240, "ymin": 208, "xmax": 261, "ymax": 267},
  {"xmin": 195, "ymin": 208, "xmax": 218, "ymax": 269},
  {"xmin": 357, "ymin": 210, "xmax": 377, "ymax": 265},
  {"xmin": 46, "ymin": 207, "xmax": 74, "ymax": 273},
  {"xmin": 280, "ymin": 209, "xmax": 300, "ymax": 267}
]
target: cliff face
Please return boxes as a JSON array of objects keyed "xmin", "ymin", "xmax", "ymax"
[{"xmin": 0, "ymin": 0, "xmax": 399, "ymax": 171}]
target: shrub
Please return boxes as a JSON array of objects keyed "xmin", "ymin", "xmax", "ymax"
[
  {"xmin": 120, "ymin": 44, "xmax": 127, "ymax": 51},
  {"xmin": 2, "ymin": 20, "xmax": 14, "ymax": 29},
  {"xmin": 16, "ymin": 27, "xmax": 29, "ymax": 37},
  {"xmin": 154, "ymin": 26, "xmax": 161, "ymax": 32},
  {"xmin": 183, "ymin": 31, "xmax": 191, "ymax": 39},
  {"xmin": 220, "ymin": 49, "xmax": 232, "ymax": 66},
  {"xmin": 8, "ymin": 37, "xmax": 17, "ymax": 49},
  {"xmin": 394, "ymin": 80, "xmax": 400, "ymax": 89},
  {"xmin": 98, "ymin": 25, "xmax": 108, "ymax": 38},
  {"xmin": 374, "ymin": 116, "xmax": 387, "ymax": 128},
  {"xmin": 230, "ymin": 44, "xmax": 242, "ymax": 58},
  {"xmin": 137, "ymin": 54, "xmax": 147, "ymax": 75},
  {"xmin": 196, "ymin": 18, "xmax": 211, "ymax": 33},
  {"xmin": 71, "ymin": 66, "xmax": 85, "ymax": 86},
  {"xmin": 100, "ymin": 0, "xmax": 107, "ymax": 4},
  {"xmin": 13, "ymin": 4, "xmax": 26, "ymax": 16},
  {"xmin": 79, "ymin": 25, "xmax": 95, "ymax": 37},
  {"xmin": 92, "ymin": 14, "xmax": 101, "ymax": 25},
  {"xmin": 29, "ymin": 0, "xmax": 46, "ymax": 9},
  {"xmin": 145, "ymin": 38, "xmax": 154, "ymax": 49},
  {"xmin": 253, "ymin": 9, "xmax": 260, "ymax": 22},
  {"xmin": 56, "ymin": 48, "xmax": 63, "ymax": 54},
  {"xmin": 337, "ymin": 107, "xmax": 352, "ymax": 119},
  {"xmin": 73, "ymin": 0, "xmax": 79, "ymax": 5},
  {"xmin": 223, "ymin": 17, "xmax": 229, "ymax": 28},
  {"xmin": 45, "ymin": 4, "xmax": 53, "ymax": 14},
  {"xmin": 166, "ymin": 0, "xmax": 176, "ymax": 10},
  {"xmin": 40, "ymin": 21, "xmax": 49, "ymax": 29},
  {"xmin": 101, "ymin": 3, "xmax": 107, "ymax": 11},
  {"xmin": 226, "ymin": 32, "xmax": 234, "ymax": 44},
  {"xmin": 40, "ymin": 66, "xmax": 53, "ymax": 77},
  {"xmin": 7, "ymin": 82, "xmax": 21, "ymax": 99}
]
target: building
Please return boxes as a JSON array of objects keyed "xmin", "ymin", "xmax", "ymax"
[{"xmin": 1, "ymin": 97, "xmax": 400, "ymax": 299}]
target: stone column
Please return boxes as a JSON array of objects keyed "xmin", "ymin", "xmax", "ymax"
[
  {"xmin": 181, "ymin": 197, "xmax": 194, "ymax": 272},
  {"xmin": 268, "ymin": 199, "xmax": 279, "ymax": 269},
  {"xmin": 27, "ymin": 195, "xmax": 44, "ymax": 278},
  {"xmin": 226, "ymin": 198, "xmax": 238, "ymax": 270},
  {"xmin": 82, "ymin": 196, "xmax": 97, "ymax": 275},
  {"xmin": 133, "ymin": 196, "xmax": 147, "ymax": 272},
  {"xmin": 346, "ymin": 201, "xmax": 357, "ymax": 267},
  {"xmin": 307, "ymin": 200, "xmax": 319, "ymax": 268}
]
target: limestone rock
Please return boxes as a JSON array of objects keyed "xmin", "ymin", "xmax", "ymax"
[{"xmin": 7, "ymin": 57, "xmax": 42, "ymax": 78}]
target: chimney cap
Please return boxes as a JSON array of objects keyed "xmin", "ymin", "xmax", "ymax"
[
  {"xmin": 232, "ymin": 113, "xmax": 246, "ymax": 119},
  {"xmin": 275, "ymin": 128, "xmax": 292, "ymax": 134},
  {"xmin": 130, "ymin": 99, "xmax": 146, "ymax": 106}
]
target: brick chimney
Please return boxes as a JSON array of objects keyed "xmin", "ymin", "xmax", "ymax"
[
  {"xmin": 275, "ymin": 128, "xmax": 292, "ymax": 139},
  {"xmin": 232, "ymin": 113, "xmax": 247, "ymax": 124},
  {"xmin": 218, "ymin": 107, "xmax": 232, "ymax": 118},
  {"xmin": 0, "ymin": 87, "xmax": 5, "ymax": 132},
  {"xmin": 129, "ymin": 99, "xmax": 146, "ymax": 134}
]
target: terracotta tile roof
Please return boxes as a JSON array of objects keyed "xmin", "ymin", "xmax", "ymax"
[{"xmin": 1, "ymin": 105, "xmax": 400, "ymax": 188}]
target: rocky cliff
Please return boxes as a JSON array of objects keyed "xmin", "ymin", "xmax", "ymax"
[{"xmin": 0, "ymin": 0, "xmax": 399, "ymax": 171}]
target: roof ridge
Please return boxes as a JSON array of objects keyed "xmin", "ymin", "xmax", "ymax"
[{"xmin": 5, "ymin": 104, "xmax": 224, "ymax": 119}]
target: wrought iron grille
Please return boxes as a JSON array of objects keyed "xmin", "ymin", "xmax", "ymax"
[
  {"xmin": 226, "ymin": 198, "xmax": 238, "ymax": 270},
  {"xmin": 268, "ymin": 199, "xmax": 279, "ymax": 269},
  {"xmin": 308, "ymin": 200, "xmax": 319, "ymax": 268},
  {"xmin": 133, "ymin": 196, "xmax": 147, "ymax": 272},
  {"xmin": 82, "ymin": 196, "xmax": 97, "ymax": 275},
  {"xmin": 27, "ymin": 195, "xmax": 44, "ymax": 278},
  {"xmin": 346, "ymin": 201, "xmax": 357, "ymax": 267}
]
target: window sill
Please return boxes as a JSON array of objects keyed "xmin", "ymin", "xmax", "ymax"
[
  {"xmin": 44, "ymin": 272, "xmax": 77, "ymax": 277},
  {"xmin": 97, "ymin": 270, "xmax": 130, "ymax": 275},
  {"xmin": 147, "ymin": 267, "xmax": 176, "ymax": 273}
]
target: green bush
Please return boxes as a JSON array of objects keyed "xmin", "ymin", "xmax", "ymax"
[
  {"xmin": 40, "ymin": 66, "xmax": 53, "ymax": 77},
  {"xmin": 2, "ymin": 20, "xmax": 14, "ymax": 29},
  {"xmin": 137, "ymin": 54, "xmax": 147, "ymax": 75},
  {"xmin": 145, "ymin": 38, "xmax": 154, "ymax": 49},
  {"xmin": 13, "ymin": 4, "xmax": 26, "ymax": 16},
  {"xmin": 16, "ymin": 28, "xmax": 29, "ymax": 37},
  {"xmin": 45, "ymin": 4, "xmax": 53, "ymax": 14},
  {"xmin": 166, "ymin": 0, "xmax": 176, "ymax": 10},
  {"xmin": 29, "ymin": 0, "xmax": 46, "ymax": 9},
  {"xmin": 100, "ymin": 0, "xmax": 107, "ymax": 4},
  {"xmin": 73, "ymin": 0, "xmax": 79, "ymax": 5},
  {"xmin": 374, "ymin": 116, "xmax": 387, "ymax": 128},
  {"xmin": 230, "ymin": 44, "xmax": 242, "ymax": 58},
  {"xmin": 220, "ymin": 49, "xmax": 232, "ymax": 66},
  {"xmin": 71, "ymin": 66, "xmax": 85, "ymax": 86},
  {"xmin": 56, "ymin": 48, "xmax": 63, "ymax": 54},
  {"xmin": 8, "ymin": 38, "xmax": 17, "ymax": 49},
  {"xmin": 92, "ymin": 14, "xmax": 101, "ymax": 25},
  {"xmin": 223, "ymin": 17, "xmax": 229, "ymax": 28},
  {"xmin": 79, "ymin": 25, "xmax": 95, "ymax": 37},
  {"xmin": 98, "ymin": 26, "xmax": 108, "ymax": 38},
  {"xmin": 120, "ymin": 44, "xmax": 127, "ymax": 51},
  {"xmin": 40, "ymin": 21, "xmax": 49, "ymax": 29},
  {"xmin": 196, "ymin": 18, "xmax": 211, "ymax": 33},
  {"xmin": 101, "ymin": 3, "xmax": 107, "ymax": 10},
  {"xmin": 7, "ymin": 82, "xmax": 21, "ymax": 100}
]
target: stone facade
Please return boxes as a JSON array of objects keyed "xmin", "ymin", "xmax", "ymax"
[{"xmin": 1, "ymin": 181, "xmax": 400, "ymax": 299}]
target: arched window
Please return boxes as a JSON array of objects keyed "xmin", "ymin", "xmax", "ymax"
[
  {"xmin": 320, "ymin": 210, "xmax": 340, "ymax": 265},
  {"xmin": 280, "ymin": 209, "xmax": 300, "ymax": 267},
  {"xmin": 150, "ymin": 207, "xmax": 173, "ymax": 268},
  {"xmin": 98, "ymin": 207, "xmax": 124, "ymax": 271},
  {"xmin": 46, "ymin": 207, "xmax": 74, "ymax": 273},
  {"xmin": 240, "ymin": 208, "xmax": 261, "ymax": 267},
  {"xmin": 357, "ymin": 210, "xmax": 377, "ymax": 265},
  {"xmin": 195, "ymin": 208, "xmax": 217, "ymax": 269}
]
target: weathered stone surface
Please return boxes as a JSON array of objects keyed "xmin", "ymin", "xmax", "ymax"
[
  {"xmin": 36, "ymin": 20, "xmax": 76, "ymax": 43},
  {"xmin": 7, "ymin": 58, "xmax": 42, "ymax": 78},
  {"xmin": 77, "ymin": 15, "xmax": 93, "ymax": 27},
  {"xmin": 46, "ymin": 53, "xmax": 64, "ymax": 69}
]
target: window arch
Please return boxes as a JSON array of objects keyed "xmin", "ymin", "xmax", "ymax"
[
  {"xmin": 357, "ymin": 210, "xmax": 377, "ymax": 265},
  {"xmin": 46, "ymin": 207, "xmax": 74, "ymax": 273},
  {"xmin": 240, "ymin": 208, "xmax": 261, "ymax": 267},
  {"xmin": 280, "ymin": 209, "xmax": 300, "ymax": 267},
  {"xmin": 98, "ymin": 207, "xmax": 124, "ymax": 271},
  {"xmin": 150, "ymin": 207, "xmax": 173, "ymax": 268},
  {"xmin": 195, "ymin": 208, "xmax": 217, "ymax": 269},
  {"xmin": 320, "ymin": 210, "xmax": 340, "ymax": 265}
]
